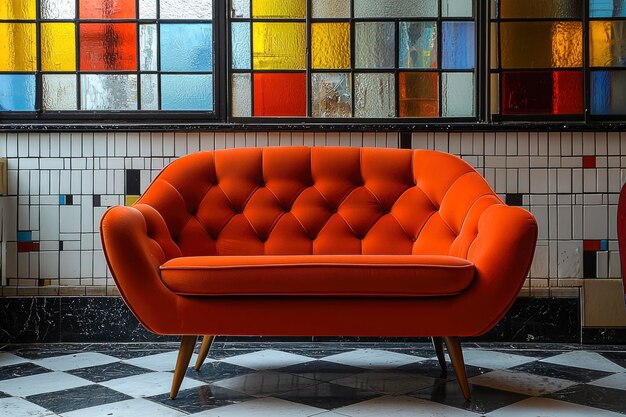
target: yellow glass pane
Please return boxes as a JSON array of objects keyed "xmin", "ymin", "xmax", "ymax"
[
  {"xmin": 0, "ymin": 23, "xmax": 36, "ymax": 71},
  {"xmin": 252, "ymin": 0, "xmax": 305, "ymax": 18},
  {"xmin": 41, "ymin": 23, "xmax": 76, "ymax": 71},
  {"xmin": 0, "ymin": 0, "xmax": 36, "ymax": 19},
  {"xmin": 253, "ymin": 22, "xmax": 306, "ymax": 70},
  {"xmin": 590, "ymin": 21, "xmax": 626, "ymax": 67},
  {"xmin": 312, "ymin": 22, "xmax": 350, "ymax": 69},
  {"xmin": 500, "ymin": 21, "xmax": 582, "ymax": 68}
]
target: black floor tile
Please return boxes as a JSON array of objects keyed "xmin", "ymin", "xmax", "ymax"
[
  {"xmin": 599, "ymin": 351, "xmax": 626, "ymax": 370},
  {"xmin": 546, "ymin": 383, "xmax": 626, "ymax": 415},
  {"xmin": 0, "ymin": 363, "xmax": 52, "ymax": 381},
  {"xmin": 26, "ymin": 384, "xmax": 131, "ymax": 414},
  {"xmin": 277, "ymin": 381, "xmax": 382, "ymax": 410},
  {"xmin": 149, "ymin": 384, "xmax": 253, "ymax": 414},
  {"xmin": 67, "ymin": 361, "xmax": 152, "ymax": 383},
  {"xmin": 186, "ymin": 361, "xmax": 255, "ymax": 384},
  {"xmin": 511, "ymin": 360, "xmax": 614, "ymax": 383},
  {"xmin": 276, "ymin": 360, "xmax": 366, "ymax": 382},
  {"xmin": 410, "ymin": 380, "xmax": 531, "ymax": 415},
  {"xmin": 397, "ymin": 359, "xmax": 490, "ymax": 380}
]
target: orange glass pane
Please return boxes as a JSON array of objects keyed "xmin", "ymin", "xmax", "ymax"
[
  {"xmin": 79, "ymin": 0, "xmax": 136, "ymax": 19},
  {"xmin": 79, "ymin": 23, "xmax": 137, "ymax": 71},
  {"xmin": 253, "ymin": 72, "xmax": 306, "ymax": 117},
  {"xmin": 399, "ymin": 72, "xmax": 438, "ymax": 117}
]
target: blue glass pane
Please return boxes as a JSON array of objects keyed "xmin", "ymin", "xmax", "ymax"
[
  {"xmin": 399, "ymin": 21, "xmax": 437, "ymax": 69},
  {"xmin": 590, "ymin": 0, "xmax": 626, "ymax": 17},
  {"xmin": 231, "ymin": 22, "xmax": 251, "ymax": 69},
  {"xmin": 0, "ymin": 75, "xmax": 36, "ymax": 111},
  {"xmin": 161, "ymin": 74, "xmax": 213, "ymax": 110},
  {"xmin": 442, "ymin": 22, "xmax": 475, "ymax": 69},
  {"xmin": 160, "ymin": 23, "xmax": 212, "ymax": 72},
  {"xmin": 591, "ymin": 71, "xmax": 626, "ymax": 114}
]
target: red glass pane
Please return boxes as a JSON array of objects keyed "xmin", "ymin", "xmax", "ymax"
[
  {"xmin": 501, "ymin": 70, "xmax": 583, "ymax": 115},
  {"xmin": 253, "ymin": 72, "xmax": 306, "ymax": 117},
  {"xmin": 79, "ymin": 23, "xmax": 137, "ymax": 71},
  {"xmin": 79, "ymin": 0, "xmax": 136, "ymax": 19}
]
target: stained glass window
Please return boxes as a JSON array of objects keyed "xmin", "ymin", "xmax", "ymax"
[
  {"xmin": 0, "ymin": 0, "xmax": 214, "ymax": 113},
  {"xmin": 229, "ymin": 0, "xmax": 477, "ymax": 119}
]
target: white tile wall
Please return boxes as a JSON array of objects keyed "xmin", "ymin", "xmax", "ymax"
[{"xmin": 0, "ymin": 131, "xmax": 624, "ymax": 295}]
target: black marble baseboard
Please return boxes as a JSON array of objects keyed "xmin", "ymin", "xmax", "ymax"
[{"xmin": 0, "ymin": 296, "xmax": 589, "ymax": 344}]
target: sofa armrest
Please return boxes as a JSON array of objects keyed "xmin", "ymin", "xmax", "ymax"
[
  {"xmin": 100, "ymin": 205, "xmax": 182, "ymax": 334},
  {"xmin": 464, "ymin": 204, "xmax": 538, "ymax": 333}
]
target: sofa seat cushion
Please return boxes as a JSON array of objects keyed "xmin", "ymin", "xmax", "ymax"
[{"xmin": 160, "ymin": 255, "xmax": 475, "ymax": 297}]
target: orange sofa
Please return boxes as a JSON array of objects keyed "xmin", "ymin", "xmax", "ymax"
[{"xmin": 100, "ymin": 146, "xmax": 538, "ymax": 400}]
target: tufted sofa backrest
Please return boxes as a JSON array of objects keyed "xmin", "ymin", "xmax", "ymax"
[{"xmin": 135, "ymin": 147, "xmax": 503, "ymax": 260}]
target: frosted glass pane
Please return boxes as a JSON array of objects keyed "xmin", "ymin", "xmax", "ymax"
[
  {"xmin": 591, "ymin": 71, "xmax": 626, "ymax": 114},
  {"xmin": 312, "ymin": 23, "xmax": 350, "ymax": 69},
  {"xmin": 311, "ymin": 73, "xmax": 352, "ymax": 118},
  {"xmin": 399, "ymin": 22, "xmax": 437, "ymax": 69},
  {"xmin": 161, "ymin": 0, "xmax": 212, "ymax": 19},
  {"xmin": 497, "ymin": 0, "xmax": 582, "ymax": 18},
  {"xmin": 442, "ymin": 0, "xmax": 473, "ymax": 17},
  {"xmin": 312, "ymin": 0, "xmax": 350, "ymax": 18},
  {"xmin": 232, "ymin": 73, "xmax": 251, "ymax": 117},
  {"xmin": 160, "ymin": 24, "xmax": 212, "ymax": 72},
  {"xmin": 141, "ymin": 74, "xmax": 158, "ymax": 110},
  {"xmin": 231, "ymin": 0, "xmax": 250, "ymax": 17},
  {"xmin": 354, "ymin": 0, "xmax": 437, "ymax": 18},
  {"xmin": 139, "ymin": 0, "xmax": 156, "ymax": 18},
  {"xmin": 140, "ymin": 24, "xmax": 157, "ymax": 71},
  {"xmin": 41, "ymin": 23, "xmax": 76, "ymax": 71},
  {"xmin": 232, "ymin": 22, "xmax": 251, "ymax": 69},
  {"xmin": 590, "ymin": 21, "xmax": 626, "ymax": 67},
  {"xmin": 442, "ymin": 72, "xmax": 474, "ymax": 117},
  {"xmin": 42, "ymin": 74, "xmax": 77, "ymax": 111},
  {"xmin": 0, "ymin": 0, "xmax": 36, "ymax": 19},
  {"xmin": 354, "ymin": 73, "xmax": 395, "ymax": 118},
  {"xmin": 253, "ymin": 22, "xmax": 306, "ymax": 70},
  {"xmin": 591, "ymin": 0, "xmax": 626, "ymax": 17},
  {"xmin": 81, "ymin": 74, "xmax": 138, "ymax": 111},
  {"xmin": 161, "ymin": 74, "xmax": 213, "ymax": 110},
  {"xmin": 442, "ymin": 22, "xmax": 475, "ymax": 69},
  {"xmin": 355, "ymin": 22, "xmax": 395, "ymax": 69},
  {"xmin": 0, "ymin": 75, "xmax": 35, "ymax": 111},
  {"xmin": 252, "ymin": 0, "xmax": 305, "ymax": 18},
  {"xmin": 41, "ymin": 0, "xmax": 75, "ymax": 19},
  {"xmin": 0, "ymin": 23, "xmax": 37, "ymax": 71}
]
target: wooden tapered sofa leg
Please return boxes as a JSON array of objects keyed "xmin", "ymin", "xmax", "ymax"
[
  {"xmin": 194, "ymin": 335, "xmax": 215, "ymax": 370},
  {"xmin": 170, "ymin": 335, "xmax": 197, "ymax": 399},
  {"xmin": 431, "ymin": 337, "xmax": 447, "ymax": 371},
  {"xmin": 443, "ymin": 336, "xmax": 471, "ymax": 400}
]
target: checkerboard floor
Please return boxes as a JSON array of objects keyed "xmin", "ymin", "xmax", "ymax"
[{"xmin": 1, "ymin": 341, "xmax": 625, "ymax": 416}]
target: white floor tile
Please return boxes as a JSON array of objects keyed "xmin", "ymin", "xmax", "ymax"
[
  {"xmin": 0, "ymin": 397, "xmax": 56, "ymax": 417},
  {"xmin": 459, "ymin": 349, "xmax": 536, "ymax": 370},
  {"xmin": 540, "ymin": 351, "xmax": 626, "ymax": 373},
  {"xmin": 212, "ymin": 371, "xmax": 319, "ymax": 397},
  {"xmin": 589, "ymin": 372, "xmax": 626, "ymax": 391},
  {"xmin": 61, "ymin": 398, "xmax": 185, "ymax": 417},
  {"xmin": 0, "ymin": 371, "xmax": 92, "ymax": 397},
  {"xmin": 221, "ymin": 349, "xmax": 315, "ymax": 370},
  {"xmin": 334, "ymin": 395, "xmax": 481, "ymax": 417},
  {"xmin": 486, "ymin": 397, "xmax": 625, "ymax": 417},
  {"xmin": 322, "ymin": 349, "xmax": 425, "ymax": 370},
  {"xmin": 469, "ymin": 370, "xmax": 577, "ymax": 396},
  {"xmin": 331, "ymin": 371, "xmax": 437, "ymax": 395},
  {"xmin": 34, "ymin": 352, "xmax": 119, "ymax": 371},
  {"xmin": 0, "ymin": 352, "xmax": 28, "ymax": 368},
  {"xmin": 99, "ymin": 371, "xmax": 205, "ymax": 397},
  {"xmin": 123, "ymin": 350, "xmax": 202, "ymax": 372},
  {"xmin": 193, "ymin": 397, "xmax": 327, "ymax": 417}
]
